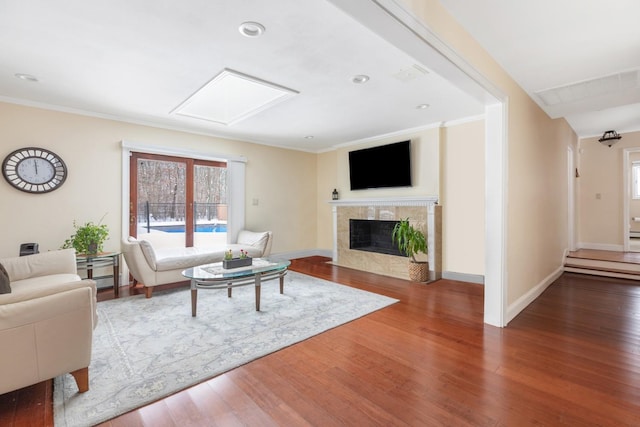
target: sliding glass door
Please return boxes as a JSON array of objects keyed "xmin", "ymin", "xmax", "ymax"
[{"xmin": 129, "ymin": 152, "xmax": 227, "ymax": 248}]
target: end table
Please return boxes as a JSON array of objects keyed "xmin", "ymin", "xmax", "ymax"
[{"xmin": 76, "ymin": 252, "xmax": 121, "ymax": 297}]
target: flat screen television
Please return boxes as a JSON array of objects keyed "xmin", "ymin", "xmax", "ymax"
[{"xmin": 349, "ymin": 140, "xmax": 412, "ymax": 190}]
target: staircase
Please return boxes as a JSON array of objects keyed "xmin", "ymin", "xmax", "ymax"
[{"xmin": 564, "ymin": 250, "xmax": 640, "ymax": 280}]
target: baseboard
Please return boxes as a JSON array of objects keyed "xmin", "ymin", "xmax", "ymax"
[
  {"xmin": 442, "ymin": 271, "xmax": 484, "ymax": 284},
  {"xmin": 577, "ymin": 242, "xmax": 624, "ymax": 251},
  {"xmin": 273, "ymin": 249, "xmax": 332, "ymax": 260},
  {"xmin": 506, "ymin": 265, "xmax": 564, "ymax": 325}
]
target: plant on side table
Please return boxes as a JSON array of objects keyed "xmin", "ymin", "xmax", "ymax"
[
  {"xmin": 392, "ymin": 217, "xmax": 429, "ymax": 282},
  {"xmin": 62, "ymin": 217, "xmax": 110, "ymax": 255}
]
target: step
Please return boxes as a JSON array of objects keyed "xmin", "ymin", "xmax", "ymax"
[
  {"xmin": 564, "ymin": 264, "xmax": 640, "ymax": 280},
  {"xmin": 565, "ymin": 257, "xmax": 640, "ymax": 272},
  {"xmin": 564, "ymin": 255, "xmax": 640, "ymax": 280}
]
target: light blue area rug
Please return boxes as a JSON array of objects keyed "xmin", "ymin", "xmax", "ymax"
[{"xmin": 53, "ymin": 271, "xmax": 398, "ymax": 426}]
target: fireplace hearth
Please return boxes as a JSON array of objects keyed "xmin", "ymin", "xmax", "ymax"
[{"xmin": 349, "ymin": 219, "xmax": 404, "ymax": 257}]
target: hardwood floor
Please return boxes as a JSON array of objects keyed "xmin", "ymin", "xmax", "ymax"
[{"xmin": 2, "ymin": 257, "xmax": 640, "ymax": 426}]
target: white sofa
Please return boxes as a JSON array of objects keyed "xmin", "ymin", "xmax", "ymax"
[
  {"xmin": 121, "ymin": 230, "xmax": 273, "ymax": 298},
  {"xmin": 0, "ymin": 249, "xmax": 97, "ymax": 395}
]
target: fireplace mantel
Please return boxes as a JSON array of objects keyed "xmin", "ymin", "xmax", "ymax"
[
  {"xmin": 329, "ymin": 195, "xmax": 442, "ymax": 281},
  {"xmin": 328, "ymin": 195, "xmax": 438, "ymax": 207}
]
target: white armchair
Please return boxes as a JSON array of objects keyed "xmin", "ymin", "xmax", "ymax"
[{"xmin": 0, "ymin": 249, "xmax": 97, "ymax": 394}]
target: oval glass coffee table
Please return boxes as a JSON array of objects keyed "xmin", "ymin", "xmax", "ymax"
[{"xmin": 182, "ymin": 258, "xmax": 291, "ymax": 316}]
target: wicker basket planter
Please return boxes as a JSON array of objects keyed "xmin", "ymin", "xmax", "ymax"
[{"xmin": 408, "ymin": 261, "xmax": 429, "ymax": 282}]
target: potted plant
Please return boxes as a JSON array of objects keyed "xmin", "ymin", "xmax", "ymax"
[
  {"xmin": 62, "ymin": 217, "xmax": 110, "ymax": 255},
  {"xmin": 223, "ymin": 249, "xmax": 252, "ymax": 269},
  {"xmin": 392, "ymin": 218, "xmax": 429, "ymax": 282}
]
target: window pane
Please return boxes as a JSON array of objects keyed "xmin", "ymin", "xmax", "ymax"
[
  {"xmin": 633, "ymin": 164, "xmax": 640, "ymax": 199},
  {"xmin": 194, "ymin": 164, "xmax": 227, "ymax": 247},
  {"xmin": 137, "ymin": 159, "xmax": 187, "ymax": 247}
]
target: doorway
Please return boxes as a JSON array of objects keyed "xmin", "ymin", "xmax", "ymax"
[
  {"xmin": 624, "ymin": 148, "xmax": 640, "ymax": 252},
  {"xmin": 129, "ymin": 152, "xmax": 227, "ymax": 249}
]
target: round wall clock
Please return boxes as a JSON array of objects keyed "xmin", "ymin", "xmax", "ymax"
[{"xmin": 2, "ymin": 147, "xmax": 68, "ymax": 193}]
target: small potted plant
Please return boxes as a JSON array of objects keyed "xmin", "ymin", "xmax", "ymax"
[
  {"xmin": 392, "ymin": 217, "xmax": 429, "ymax": 282},
  {"xmin": 62, "ymin": 217, "xmax": 110, "ymax": 255},
  {"xmin": 222, "ymin": 249, "xmax": 253, "ymax": 269}
]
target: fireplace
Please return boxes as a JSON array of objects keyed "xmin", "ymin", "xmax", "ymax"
[
  {"xmin": 349, "ymin": 219, "xmax": 404, "ymax": 257},
  {"xmin": 330, "ymin": 196, "xmax": 441, "ymax": 281}
]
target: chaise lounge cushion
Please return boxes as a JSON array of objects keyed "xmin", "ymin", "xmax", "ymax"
[{"xmin": 153, "ymin": 246, "xmax": 227, "ymax": 272}]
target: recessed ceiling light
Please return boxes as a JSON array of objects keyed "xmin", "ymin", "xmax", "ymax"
[
  {"xmin": 304, "ymin": 135, "xmax": 314, "ymax": 139},
  {"xmin": 416, "ymin": 104, "xmax": 430, "ymax": 109},
  {"xmin": 239, "ymin": 21, "xmax": 265, "ymax": 38},
  {"xmin": 352, "ymin": 75, "xmax": 370, "ymax": 84},
  {"xmin": 15, "ymin": 73, "xmax": 38, "ymax": 82}
]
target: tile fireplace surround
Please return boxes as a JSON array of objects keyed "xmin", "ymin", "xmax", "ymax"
[{"xmin": 329, "ymin": 196, "xmax": 442, "ymax": 282}]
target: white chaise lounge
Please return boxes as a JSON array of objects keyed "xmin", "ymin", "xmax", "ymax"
[{"xmin": 121, "ymin": 230, "xmax": 273, "ymax": 298}]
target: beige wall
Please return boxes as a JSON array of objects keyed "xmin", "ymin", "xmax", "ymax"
[
  {"xmin": 400, "ymin": 0, "xmax": 578, "ymax": 307},
  {"xmin": 578, "ymin": 130, "xmax": 640, "ymax": 246},
  {"xmin": 316, "ymin": 150, "xmax": 338, "ymax": 251},
  {"xmin": 0, "ymin": 102, "xmax": 317, "ymax": 257},
  {"xmin": 335, "ymin": 127, "xmax": 440, "ymax": 200},
  {"xmin": 441, "ymin": 119, "xmax": 485, "ymax": 276},
  {"xmin": 315, "ymin": 127, "xmax": 440, "ymax": 254}
]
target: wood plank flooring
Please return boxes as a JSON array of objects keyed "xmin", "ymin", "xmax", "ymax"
[{"xmin": 2, "ymin": 256, "xmax": 640, "ymax": 426}]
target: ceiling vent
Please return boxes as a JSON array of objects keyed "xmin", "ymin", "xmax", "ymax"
[
  {"xmin": 392, "ymin": 64, "xmax": 429, "ymax": 82},
  {"xmin": 535, "ymin": 70, "xmax": 640, "ymax": 106},
  {"xmin": 172, "ymin": 69, "xmax": 298, "ymax": 126}
]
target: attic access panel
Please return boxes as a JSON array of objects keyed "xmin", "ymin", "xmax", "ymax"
[{"xmin": 172, "ymin": 69, "xmax": 299, "ymax": 125}]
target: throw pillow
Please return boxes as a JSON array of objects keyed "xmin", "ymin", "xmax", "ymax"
[
  {"xmin": 0, "ymin": 262, "xmax": 11, "ymax": 294},
  {"xmin": 237, "ymin": 231, "xmax": 269, "ymax": 252}
]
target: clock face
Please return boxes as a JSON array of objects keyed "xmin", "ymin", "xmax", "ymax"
[{"xmin": 2, "ymin": 147, "xmax": 67, "ymax": 193}]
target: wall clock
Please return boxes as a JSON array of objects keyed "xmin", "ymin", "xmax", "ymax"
[{"xmin": 2, "ymin": 147, "xmax": 68, "ymax": 193}]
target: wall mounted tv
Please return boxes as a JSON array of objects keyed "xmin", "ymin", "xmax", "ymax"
[{"xmin": 349, "ymin": 140, "xmax": 412, "ymax": 190}]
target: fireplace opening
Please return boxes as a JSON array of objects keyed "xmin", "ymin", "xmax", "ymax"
[{"xmin": 349, "ymin": 219, "xmax": 404, "ymax": 257}]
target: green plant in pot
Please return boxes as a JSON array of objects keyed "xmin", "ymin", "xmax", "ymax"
[
  {"xmin": 392, "ymin": 217, "xmax": 429, "ymax": 282},
  {"xmin": 62, "ymin": 217, "xmax": 110, "ymax": 255}
]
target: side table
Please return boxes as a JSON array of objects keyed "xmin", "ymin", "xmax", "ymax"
[{"xmin": 76, "ymin": 252, "xmax": 121, "ymax": 297}]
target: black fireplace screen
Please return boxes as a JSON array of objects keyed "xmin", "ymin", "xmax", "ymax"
[{"xmin": 349, "ymin": 219, "xmax": 405, "ymax": 257}]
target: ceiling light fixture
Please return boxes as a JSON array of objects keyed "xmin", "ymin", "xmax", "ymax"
[
  {"xmin": 598, "ymin": 130, "xmax": 622, "ymax": 147},
  {"xmin": 15, "ymin": 73, "xmax": 38, "ymax": 82},
  {"xmin": 239, "ymin": 21, "xmax": 265, "ymax": 38},
  {"xmin": 352, "ymin": 75, "xmax": 370, "ymax": 84},
  {"xmin": 416, "ymin": 104, "xmax": 430, "ymax": 109},
  {"xmin": 304, "ymin": 135, "xmax": 314, "ymax": 139}
]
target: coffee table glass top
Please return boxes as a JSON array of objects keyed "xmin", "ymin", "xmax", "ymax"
[{"xmin": 182, "ymin": 258, "xmax": 290, "ymax": 281}]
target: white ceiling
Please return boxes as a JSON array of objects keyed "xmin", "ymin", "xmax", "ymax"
[
  {"xmin": 1, "ymin": 1, "xmax": 636, "ymax": 152},
  {"xmin": 439, "ymin": 0, "xmax": 640, "ymax": 139}
]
